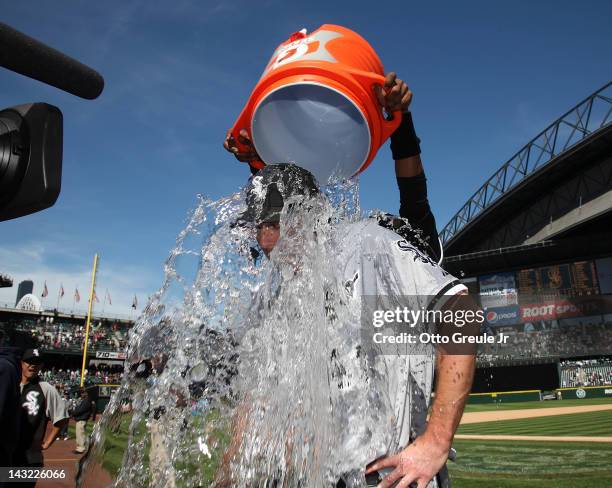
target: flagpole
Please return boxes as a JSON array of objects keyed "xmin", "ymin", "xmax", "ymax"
[
  {"xmin": 80, "ymin": 253, "xmax": 99, "ymax": 388},
  {"xmin": 129, "ymin": 295, "xmax": 136, "ymax": 320}
]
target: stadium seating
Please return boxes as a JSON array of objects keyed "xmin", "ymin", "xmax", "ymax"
[
  {"xmin": 478, "ymin": 319, "xmax": 612, "ymax": 363},
  {"xmin": 40, "ymin": 363, "xmax": 123, "ymax": 391},
  {"xmin": 560, "ymin": 358, "xmax": 612, "ymax": 387},
  {"xmin": 0, "ymin": 316, "xmax": 130, "ymax": 353},
  {"xmin": 2, "ymin": 312, "xmax": 611, "ymax": 369}
]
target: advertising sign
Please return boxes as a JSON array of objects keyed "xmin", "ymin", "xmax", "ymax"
[
  {"xmin": 479, "ymin": 272, "xmax": 518, "ymax": 308},
  {"xmin": 95, "ymin": 351, "xmax": 126, "ymax": 360},
  {"xmin": 520, "ymin": 300, "xmax": 583, "ymax": 321},
  {"xmin": 484, "ymin": 304, "xmax": 520, "ymax": 327}
]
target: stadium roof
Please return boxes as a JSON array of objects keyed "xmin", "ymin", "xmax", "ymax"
[{"xmin": 440, "ymin": 82, "xmax": 612, "ymax": 255}]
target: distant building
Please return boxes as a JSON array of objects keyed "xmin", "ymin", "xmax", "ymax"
[
  {"xmin": 15, "ymin": 280, "xmax": 34, "ymax": 306},
  {"xmin": 15, "ymin": 293, "xmax": 42, "ymax": 312}
]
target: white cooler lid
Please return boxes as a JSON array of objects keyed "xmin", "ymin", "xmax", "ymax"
[{"xmin": 251, "ymin": 82, "xmax": 371, "ymax": 184}]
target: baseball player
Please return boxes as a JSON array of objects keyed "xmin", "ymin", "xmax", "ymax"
[
  {"xmin": 216, "ymin": 163, "xmax": 476, "ymax": 487},
  {"xmin": 15, "ymin": 349, "xmax": 69, "ymax": 487}
]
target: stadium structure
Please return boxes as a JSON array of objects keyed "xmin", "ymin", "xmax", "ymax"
[
  {"xmin": 1, "ymin": 82, "xmax": 611, "ymax": 411},
  {"xmin": 441, "ymin": 82, "xmax": 612, "ymax": 403}
]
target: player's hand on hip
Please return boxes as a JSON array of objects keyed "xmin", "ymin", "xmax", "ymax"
[
  {"xmin": 374, "ymin": 72, "xmax": 413, "ymax": 117},
  {"xmin": 223, "ymin": 128, "xmax": 260, "ymax": 163},
  {"xmin": 365, "ymin": 430, "xmax": 449, "ymax": 488}
]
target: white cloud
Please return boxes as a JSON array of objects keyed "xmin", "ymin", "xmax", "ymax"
[{"xmin": 0, "ymin": 242, "xmax": 159, "ymax": 318}]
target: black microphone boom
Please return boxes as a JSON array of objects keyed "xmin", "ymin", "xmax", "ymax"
[{"xmin": 0, "ymin": 22, "xmax": 104, "ymax": 100}]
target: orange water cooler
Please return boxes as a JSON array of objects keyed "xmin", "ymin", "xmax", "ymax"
[{"xmin": 230, "ymin": 24, "xmax": 401, "ymax": 183}]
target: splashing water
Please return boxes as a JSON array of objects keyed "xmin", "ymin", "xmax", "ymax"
[{"xmin": 77, "ymin": 176, "xmax": 397, "ymax": 488}]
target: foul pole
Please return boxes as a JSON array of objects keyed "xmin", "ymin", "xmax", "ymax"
[{"xmin": 80, "ymin": 253, "xmax": 99, "ymax": 388}]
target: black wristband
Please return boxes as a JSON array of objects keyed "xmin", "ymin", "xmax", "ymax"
[
  {"xmin": 397, "ymin": 173, "xmax": 428, "ymax": 211},
  {"xmin": 396, "ymin": 173, "xmax": 441, "ymax": 262},
  {"xmin": 390, "ymin": 111, "xmax": 421, "ymax": 160}
]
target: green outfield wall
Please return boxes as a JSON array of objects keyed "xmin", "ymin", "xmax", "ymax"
[
  {"xmin": 468, "ymin": 389, "xmax": 542, "ymax": 404},
  {"xmin": 557, "ymin": 385, "xmax": 612, "ymax": 400}
]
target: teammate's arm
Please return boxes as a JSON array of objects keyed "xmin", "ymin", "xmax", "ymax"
[
  {"xmin": 223, "ymin": 129, "xmax": 261, "ymax": 175},
  {"xmin": 375, "ymin": 72, "xmax": 441, "ymax": 262},
  {"xmin": 41, "ymin": 382, "xmax": 70, "ymax": 450},
  {"xmin": 41, "ymin": 418, "xmax": 68, "ymax": 450}
]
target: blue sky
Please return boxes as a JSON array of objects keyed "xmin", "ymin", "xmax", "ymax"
[{"xmin": 1, "ymin": 0, "xmax": 610, "ymax": 315}]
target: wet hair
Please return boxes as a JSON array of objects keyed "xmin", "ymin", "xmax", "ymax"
[{"xmin": 237, "ymin": 164, "xmax": 320, "ymax": 226}]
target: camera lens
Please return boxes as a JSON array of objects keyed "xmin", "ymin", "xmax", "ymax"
[{"xmin": 0, "ymin": 111, "xmax": 28, "ymax": 205}]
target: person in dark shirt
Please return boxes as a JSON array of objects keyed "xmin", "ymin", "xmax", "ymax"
[
  {"xmin": 72, "ymin": 388, "xmax": 96, "ymax": 454},
  {"xmin": 0, "ymin": 331, "xmax": 21, "ymax": 475},
  {"xmin": 15, "ymin": 349, "xmax": 68, "ymax": 487}
]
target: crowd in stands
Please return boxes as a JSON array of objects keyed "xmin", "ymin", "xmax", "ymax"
[
  {"xmin": 40, "ymin": 363, "xmax": 124, "ymax": 391},
  {"xmin": 560, "ymin": 358, "xmax": 612, "ymax": 387},
  {"xmin": 2, "ymin": 311, "xmax": 611, "ymax": 366},
  {"xmin": 478, "ymin": 318, "xmax": 612, "ymax": 364},
  {"xmin": 1, "ymin": 316, "xmax": 130, "ymax": 353}
]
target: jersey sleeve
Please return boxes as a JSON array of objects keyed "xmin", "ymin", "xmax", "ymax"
[
  {"xmin": 41, "ymin": 382, "xmax": 69, "ymax": 425},
  {"xmin": 387, "ymin": 231, "xmax": 466, "ymax": 305}
]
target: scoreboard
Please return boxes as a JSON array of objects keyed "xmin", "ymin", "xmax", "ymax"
[
  {"xmin": 517, "ymin": 261, "xmax": 599, "ymax": 298},
  {"xmin": 477, "ymin": 258, "xmax": 610, "ymax": 326}
]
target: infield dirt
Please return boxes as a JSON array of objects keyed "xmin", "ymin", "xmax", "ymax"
[
  {"xmin": 458, "ymin": 403, "xmax": 612, "ymax": 443},
  {"xmin": 461, "ymin": 403, "xmax": 612, "ymax": 424}
]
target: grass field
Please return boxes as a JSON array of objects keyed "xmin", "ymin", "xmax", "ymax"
[
  {"xmin": 458, "ymin": 409, "xmax": 612, "ymax": 436},
  {"xmin": 74, "ymin": 398, "xmax": 612, "ymax": 487},
  {"xmin": 72, "ymin": 409, "xmax": 230, "ymax": 485},
  {"xmin": 448, "ymin": 440, "xmax": 612, "ymax": 487},
  {"xmin": 450, "ymin": 398, "xmax": 612, "ymax": 487},
  {"xmin": 464, "ymin": 397, "xmax": 612, "ymax": 412},
  {"xmin": 69, "ymin": 417, "xmax": 130, "ymax": 475}
]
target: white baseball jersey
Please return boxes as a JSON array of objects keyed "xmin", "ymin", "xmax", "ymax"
[
  {"xmin": 336, "ymin": 219, "xmax": 465, "ymax": 486},
  {"xmin": 239, "ymin": 218, "xmax": 465, "ymax": 486}
]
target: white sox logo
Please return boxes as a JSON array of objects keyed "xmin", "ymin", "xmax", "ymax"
[
  {"xmin": 23, "ymin": 391, "xmax": 41, "ymax": 416},
  {"xmin": 396, "ymin": 239, "xmax": 448, "ymax": 275}
]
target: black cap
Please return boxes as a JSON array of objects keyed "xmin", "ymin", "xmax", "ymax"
[
  {"xmin": 21, "ymin": 348, "xmax": 43, "ymax": 364},
  {"xmin": 236, "ymin": 164, "xmax": 319, "ymax": 226}
]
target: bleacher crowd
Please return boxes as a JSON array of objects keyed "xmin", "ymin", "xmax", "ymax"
[
  {"xmin": 2, "ymin": 311, "xmax": 611, "ymax": 367},
  {"xmin": 40, "ymin": 363, "xmax": 123, "ymax": 391},
  {"xmin": 560, "ymin": 358, "xmax": 612, "ymax": 387},
  {"xmin": 1, "ymin": 316, "xmax": 130, "ymax": 353},
  {"xmin": 478, "ymin": 317, "xmax": 612, "ymax": 363}
]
